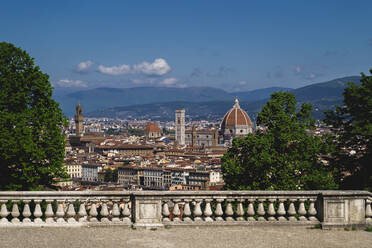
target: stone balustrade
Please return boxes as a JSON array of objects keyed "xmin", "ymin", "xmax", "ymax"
[
  {"xmin": 0, "ymin": 191, "xmax": 131, "ymax": 226},
  {"xmin": 0, "ymin": 191, "xmax": 371, "ymax": 228}
]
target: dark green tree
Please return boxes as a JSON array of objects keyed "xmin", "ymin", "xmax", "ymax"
[
  {"xmin": 104, "ymin": 169, "xmax": 113, "ymax": 182},
  {"xmin": 222, "ymin": 91, "xmax": 338, "ymax": 190},
  {"xmin": 324, "ymin": 69, "xmax": 372, "ymax": 190},
  {"xmin": 103, "ymin": 168, "xmax": 118, "ymax": 183},
  {"xmin": 0, "ymin": 42, "xmax": 68, "ymax": 190},
  {"xmin": 112, "ymin": 168, "xmax": 118, "ymax": 183}
]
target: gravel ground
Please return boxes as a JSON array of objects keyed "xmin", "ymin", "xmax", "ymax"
[{"xmin": 0, "ymin": 226, "xmax": 371, "ymax": 248}]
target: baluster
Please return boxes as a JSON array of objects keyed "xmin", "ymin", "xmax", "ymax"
[
  {"xmin": 267, "ymin": 199, "xmax": 276, "ymax": 221},
  {"xmin": 22, "ymin": 200, "xmax": 32, "ymax": 223},
  {"xmin": 11, "ymin": 200, "xmax": 20, "ymax": 224},
  {"xmin": 366, "ymin": 199, "xmax": 372, "ymax": 224},
  {"xmin": 100, "ymin": 200, "xmax": 109, "ymax": 223},
  {"xmin": 89, "ymin": 201, "xmax": 98, "ymax": 222},
  {"xmin": 193, "ymin": 199, "xmax": 203, "ymax": 221},
  {"xmin": 56, "ymin": 200, "xmax": 66, "ymax": 223},
  {"xmin": 66, "ymin": 201, "xmax": 77, "ymax": 223},
  {"xmin": 122, "ymin": 199, "xmax": 131, "ymax": 224},
  {"xmin": 298, "ymin": 199, "xmax": 307, "ymax": 221},
  {"xmin": 308, "ymin": 199, "xmax": 318, "ymax": 221},
  {"xmin": 287, "ymin": 199, "xmax": 297, "ymax": 221},
  {"xmin": 33, "ymin": 200, "xmax": 43, "ymax": 224},
  {"xmin": 277, "ymin": 199, "xmax": 287, "ymax": 221},
  {"xmin": 183, "ymin": 199, "xmax": 192, "ymax": 222},
  {"xmin": 162, "ymin": 201, "xmax": 170, "ymax": 222},
  {"xmin": 247, "ymin": 199, "xmax": 255, "ymax": 221},
  {"xmin": 236, "ymin": 199, "xmax": 245, "ymax": 221},
  {"xmin": 172, "ymin": 199, "xmax": 181, "ymax": 222},
  {"xmin": 203, "ymin": 199, "xmax": 213, "ymax": 222},
  {"xmin": 225, "ymin": 199, "xmax": 234, "ymax": 221},
  {"xmin": 0, "ymin": 200, "xmax": 9, "ymax": 224},
  {"xmin": 257, "ymin": 199, "xmax": 266, "ymax": 221},
  {"xmin": 111, "ymin": 200, "xmax": 121, "ymax": 223},
  {"xmin": 45, "ymin": 200, "xmax": 55, "ymax": 224},
  {"xmin": 214, "ymin": 199, "xmax": 224, "ymax": 221},
  {"xmin": 78, "ymin": 201, "xmax": 87, "ymax": 223}
]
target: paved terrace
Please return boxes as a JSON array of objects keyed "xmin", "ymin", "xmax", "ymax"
[{"xmin": 1, "ymin": 226, "xmax": 372, "ymax": 248}]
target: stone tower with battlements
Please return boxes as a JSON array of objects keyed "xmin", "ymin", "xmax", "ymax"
[{"xmin": 74, "ymin": 103, "xmax": 84, "ymax": 136}]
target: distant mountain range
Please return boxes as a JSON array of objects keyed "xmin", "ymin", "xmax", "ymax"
[
  {"xmin": 55, "ymin": 86, "xmax": 291, "ymax": 116},
  {"xmin": 54, "ymin": 76, "xmax": 361, "ymax": 121}
]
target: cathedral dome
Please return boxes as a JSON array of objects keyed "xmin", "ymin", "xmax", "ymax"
[
  {"xmin": 145, "ymin": 122, "xmax": 161, "ymax": 133},
  {"xmin": 220, "ymin": 98, "xmax": 252, "ymax": 137}
]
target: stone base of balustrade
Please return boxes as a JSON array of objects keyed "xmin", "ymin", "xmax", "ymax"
[
  {"xmin": 132, "ymin": 223, "xmax": 164, "ymax": 229},
  {"xmin": 0, "ymin": 220, "xmax": 133, "ymax": 228},
  {"xmin": 321, "ymin": 222, "xmax": 370, "ymax": 230},
  {"xmin": 0, "ymin": 222, "xmax": 83, "ymax": 228},
  {"xmin": 162, "ymin": 220, "xmax": 320, "ymax": 227}
]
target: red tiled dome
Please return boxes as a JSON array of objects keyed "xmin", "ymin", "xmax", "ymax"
[
  {"xmin": 145, "ymin": 122, "xmax": 161, "ymax": 133},
  {"xmin": 221, "ymin": 98, "xmax": 252, "ymax": 129}
]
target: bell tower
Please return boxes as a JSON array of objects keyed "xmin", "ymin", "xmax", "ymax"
[
  {"xmin": 175, "ymin": 109, "xmax": 185, "ymax": 145},
  {"xmin": 74, "ymin": 103, "xmax": 84, "ymax": 136}
]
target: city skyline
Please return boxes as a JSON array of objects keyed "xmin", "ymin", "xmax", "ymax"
[{"xmin": 1, "ymin": 0, "xmax": 371, "ymax": 92}]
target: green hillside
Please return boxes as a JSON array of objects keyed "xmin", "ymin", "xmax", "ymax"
[{"xmin": 85, "ymin": 76, "xmax": 361, "ymax": 121}]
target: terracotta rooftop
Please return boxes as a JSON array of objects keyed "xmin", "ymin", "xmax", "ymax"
[{"xmin": 96, "ymin": 144, "xmax": 153, "ymax": 149}]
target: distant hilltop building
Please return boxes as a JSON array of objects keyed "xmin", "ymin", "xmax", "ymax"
[
  {"xmin": 145, "ymin": 122, "xmax": 161, "ymax": 139},
  {"xmin": 175, "ymin": 109, "xmax": 185, "ymax": 145},
  {"xmin": 174, "ymin": 98, "xmax": 253, "ymax": 147}
]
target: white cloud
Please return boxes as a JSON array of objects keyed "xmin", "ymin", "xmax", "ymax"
[
  {"xmin": 160, "ymin": 77, "xmax": 178, "ymax": 86},
  {"xmin": 97, "ymin": 64, "xmax": 131, "ymax": 75},
  {"xmin": 238, "ymin": 80, "xmax": 248, "ymax": 86},
  {"xmin": 97, "ymin": 58, "xmax": 171, "ymax": 76},
  {"xmin": 54, "ymin": 79, "xmax": 88, "ymax": 88},
  {"xmin": 76, "ymin": 60, "xmax": 94, "ymax": 72},
  {"xmin": 133, "ymin": 58, "xmax": 171, "ymax": 76}
]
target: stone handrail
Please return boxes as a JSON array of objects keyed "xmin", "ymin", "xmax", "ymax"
[{"xmin": 0, "ymin": 191, "xmax": 371, "ymax": 228}]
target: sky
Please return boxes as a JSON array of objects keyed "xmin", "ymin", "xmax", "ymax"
[{"xmin": 1, "ymin": 0, "xmax": 372, "ymax": 92}]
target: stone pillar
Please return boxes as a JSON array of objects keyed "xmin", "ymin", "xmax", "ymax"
[
  {"xmin": 134, "ymin": 193, "xmax": 163, "ymax": 227},
  {"xmin": 319, "ymin": 192, "xmax": 368, "ymax": 229}
]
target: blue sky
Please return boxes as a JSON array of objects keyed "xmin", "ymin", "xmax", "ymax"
[{"xmin": 1, "ymin": 0, "xmax": 371, "ymax": 92}]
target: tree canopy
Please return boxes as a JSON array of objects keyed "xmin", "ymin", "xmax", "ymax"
[
  {"xmin": 0, "ymin": 42, "xmax": 67, "ymax": 190},
  {"xmin": 104, "ymin": 168, "xmax": 118, "ymax": 183},
  {"xmin": 324, "ymin": 69, "xmax": 372, "ymax": 190},
  {"xmin": 222, "ymin": 91, "xmax": 337, "ymax": 190}
]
